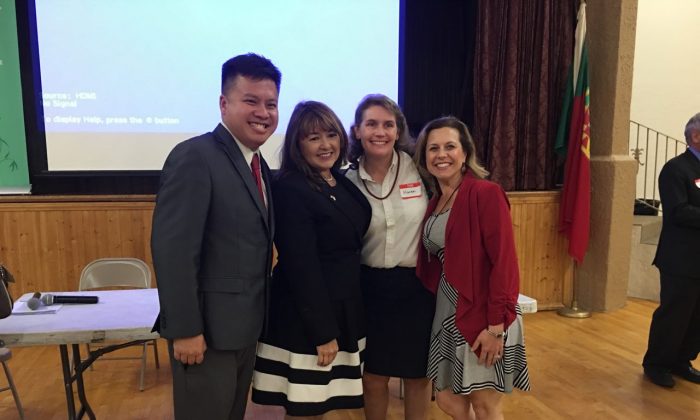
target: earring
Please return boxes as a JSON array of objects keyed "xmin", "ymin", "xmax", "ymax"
[{"xmin": 461, "ymin": 161, "xmax": 467, "ymax": 173}]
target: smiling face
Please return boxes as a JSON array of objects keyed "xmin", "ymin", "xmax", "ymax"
[
  {"xmin": 353, "ymin": 105, "xmax": 398, "ymax": 161},
  {"xmin": 219, "ymin": 75, "xmax": 279, "ymax": 150},
  {"xmin": 425, "ymin": 126, "xmax": 467, "ymax": 185},
  {"xmin": 299, "ymin": 129, "xmax": 341, "ymax": 176}
]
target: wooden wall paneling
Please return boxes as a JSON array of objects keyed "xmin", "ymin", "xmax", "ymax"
[
  {"xmin": 549, "ymin": 201, "xmax": 572, "ymax": 307},
  {"xmin": 136, "ymin": 209, "xmax": 156, "ymax": 283},
  {"xmin": 21, "ymin": 211, "xmax": 41, "ymax": 293},
  {"xmin": 94, "ymin": 209, "xmax": 111, "ymax": 260},
  {"xmin": 49, "ymin": 210, "xmax": 65, "ymax": 289},
  {"xmin": 0, "ymin": 198, "xmax": 156, "ymax": 297},
  {"xmin": 518, "ymin": 198, "xmax": 535, "ymax": 300},
  {"xmin": 0, "ymin": 193, "xmax": 572, "ymax": 308},
  {"xmin": 54, "ymin": 209, "xmax": 69, "ymax": 290},
  {"xmin": 512, "ymin": 196, "xmax": 535, "ymax": 302},
  {"xmin": 9, "ymin": 210, "xmax": 24, "ymax": 290},
  {"xmin": 532, "ymin": 198, "xmax": 556, "ymax": 306},
  {"xmin": 1, "ymin": 211, "xmax": 14, "ymax": 270},
  {"xmin": 509, "ymin": 198, "xmax": 526, "ymax": 291},
  {"xmin": 508, "ymin": 192, "xmax": 574, "ymax": 309},
  {"xmin": 67, "ymin": 210, "xmax": 86, "ymax": 287},
  {"xmin": 122, "ymin": 211, "xmax": 139, "ymax": 260},
  {"xmin": 526, "ymin": 200, "xmax": 540, "ymax": 297},
  {"xmin": 36, "ymin": 211, "xmax": 51, "ymax": 291},
  {"xmin": 79, "ymin": 208, "xmax": 96, "ymax": 275}
]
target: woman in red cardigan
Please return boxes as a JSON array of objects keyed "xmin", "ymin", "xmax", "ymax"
[{"xmin": 414, "ymin": 116, "xmax": 530, "ymax": 420}]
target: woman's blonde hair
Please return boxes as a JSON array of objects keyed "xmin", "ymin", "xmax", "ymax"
[{"xmin": 414, "ymin": 116, "xmax": 489, "ymax": 195}]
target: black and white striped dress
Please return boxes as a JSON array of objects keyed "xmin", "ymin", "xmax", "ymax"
[
  {"xmin": 251, "ymin": 177, "xmax": 369, "ymax": 416},
  {"xmin": 423, "ymin": 210, "xmax": 531, "ymax": 394},
  {"xmin": 251, "ymin": 301, "xmax": 366, "ymax": 415}
]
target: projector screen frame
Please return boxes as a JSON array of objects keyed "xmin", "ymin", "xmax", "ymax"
[{"xmin": 16, "ymin": 0, "xmax": 408, "ymax": 195}]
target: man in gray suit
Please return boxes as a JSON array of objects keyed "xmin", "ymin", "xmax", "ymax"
[{"xmin": 152, "ymin": 53, "xmax": 280, "ymax": 419}]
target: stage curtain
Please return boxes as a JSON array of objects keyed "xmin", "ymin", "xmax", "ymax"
[{"xmin": 473, "ymin": 0, "xmax": 577, "ymax": 190}]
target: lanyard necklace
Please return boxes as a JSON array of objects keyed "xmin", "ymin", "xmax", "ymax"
[
  {"xmin": 425, "ymin": 177, "xmax": 463, "ymax": 240},
  {"xmin": 361, "ymin": 152, "xmax": 401, "ymax": 200},
  {"xmin": 434, "ymin": 180, "xmax": 461, "ymax": 215}
]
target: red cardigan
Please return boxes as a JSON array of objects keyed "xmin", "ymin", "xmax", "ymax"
[{"xmin": 416, "ymin": 173, "xmax": 520, "ymax": 346}]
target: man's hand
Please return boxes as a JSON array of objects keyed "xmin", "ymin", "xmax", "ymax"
[
  {"xmin": 173, "ymin": 334, "xmax": 207, "ymax": 365},
  {"xmin": 316, "ymin": 339, "xmax": 339, "ymax": 367}
]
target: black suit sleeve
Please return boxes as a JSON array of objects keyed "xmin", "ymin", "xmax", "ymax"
[
  {"xmin": 659, "ymin": 161, "xmax": 700, "ymax": 229},
  {"xmin": 152, "ymin": 141, "xmax": 211, "ymax": 339},
  {"xmin": 273, "ymin": 181, "xmax": 339, "ymax": 346}
]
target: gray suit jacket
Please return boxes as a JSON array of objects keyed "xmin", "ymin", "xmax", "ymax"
[{"xmin": 151, "ymin": 123, "xmax": 274, "ymax": 350}]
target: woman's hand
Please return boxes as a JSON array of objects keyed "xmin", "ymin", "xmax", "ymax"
[
  {"xmin": 472, "ymin": 327, "xmax": 504, "ymax": 368},
  {"xmin": 316, "ymin": 339, "xmax": 339, "ymax": 367}
]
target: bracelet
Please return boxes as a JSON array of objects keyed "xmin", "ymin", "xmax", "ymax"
[{"xmin": 486, "ymin": 329, "xmax": 504, "ymax": 339}]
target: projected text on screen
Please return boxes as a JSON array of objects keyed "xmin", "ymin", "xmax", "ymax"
[{"xmin": 36, "ymin": 0, "xmax": 400, "ymax": 170}]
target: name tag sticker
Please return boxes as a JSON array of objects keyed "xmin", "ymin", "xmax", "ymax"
[
  {"xmin": 399, "ymin": 182, "xmax": 422, "ymax": 199},
  {"xmin": 695, "ymin": 178, "xmax": 700, "ymax": 188}
]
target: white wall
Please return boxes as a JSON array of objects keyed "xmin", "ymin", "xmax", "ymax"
[
  {"xmin": 632, "ymin": 0, "xmax": 700, "ymax": 140},
  {"xmin": 630, "ymin": 0, "xmax": 700, "ymax": 201}
]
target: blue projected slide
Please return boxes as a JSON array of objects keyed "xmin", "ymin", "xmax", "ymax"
[{"xmin": 36, "ymin": 0, "xmax": 400, "ymax": 170}]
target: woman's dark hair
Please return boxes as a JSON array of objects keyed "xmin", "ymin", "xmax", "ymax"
[
  {"xmin": 414, "ymin": 116, "xmax": 489, "ymax": 195},
  {"xmin": 278, "ymin": 101, "xmax": 348, "ymax": 187},
  {"xmin": 347, "ymin": 94, "xmax": 414, "ymax": 168}
]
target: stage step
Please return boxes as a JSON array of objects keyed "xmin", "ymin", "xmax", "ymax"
[{"xmin": 627, "ymin": 216, "xmax": 662, "ymax": 301}]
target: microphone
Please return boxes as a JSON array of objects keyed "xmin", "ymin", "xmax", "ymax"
[
  {"xmin": 41, "ymin": 294, "xmax": 99, "ymax": 305},
  {"xmin": 26, "ymin": 292, "xmax": 42, "ymax": 310}
]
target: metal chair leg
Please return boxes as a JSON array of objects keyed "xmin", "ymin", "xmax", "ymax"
[
  {"xmin": 139, "ymin": 342, "xmax": 147, "ymax": 391},
  {"xmin": 1, "ymin": 360, "xmax": 25, "ymax": 420},
  {"xmin": 152, "ymin": 339, "xmax": 160, "ymax": 369}
]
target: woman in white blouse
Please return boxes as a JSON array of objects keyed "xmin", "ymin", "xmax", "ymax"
[{"xmin": 345, "ymin": 94, "xmax": 435, "ymax": 420}]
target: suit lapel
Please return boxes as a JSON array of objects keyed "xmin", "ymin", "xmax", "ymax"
[
  {"xmin": 331, "ymin": 174, "xmax": 370, "ymax": 244},
  {"xmin": 212, "ymin": 124, "xmax": 269, "ymax": 229},
  {"xmin": 683, "ymin": 149, "xmax": 700, "ymax": 173}
]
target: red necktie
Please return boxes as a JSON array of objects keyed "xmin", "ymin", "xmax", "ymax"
[{"xmin": 251, "ymin": 153, "xmax": 265, "ymax": 205}]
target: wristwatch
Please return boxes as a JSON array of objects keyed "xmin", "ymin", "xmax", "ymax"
[{"xmin": 486, "ymin": 329, "xmax": 504, "ymax": 339}]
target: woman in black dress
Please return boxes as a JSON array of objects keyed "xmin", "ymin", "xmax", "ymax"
[{"xmin": 252, "ymin": 101, "xmax": 371, "ymax": 418}]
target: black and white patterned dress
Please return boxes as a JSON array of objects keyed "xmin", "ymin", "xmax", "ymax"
[
  {"xmin": 252, "ymin": 173, "xmax": 370, "ymax": 416},
  {"xmin": 423, "ymin": 210, "xmax": 531, "ymax": 394}
]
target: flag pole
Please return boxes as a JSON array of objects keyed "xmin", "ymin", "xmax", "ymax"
[{"xmin": 558, "ymin": 260, "xmax": 591, "ymax": 318}]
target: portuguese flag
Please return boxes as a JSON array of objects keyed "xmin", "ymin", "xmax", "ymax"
[{"xmin": 556, "ymin": 2, "xmax": 590, "ymax": 264}]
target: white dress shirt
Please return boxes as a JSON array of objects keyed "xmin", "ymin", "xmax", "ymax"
[{"xmin": 346, "ymin": 150, "xmax": 428, "ymax": 268}]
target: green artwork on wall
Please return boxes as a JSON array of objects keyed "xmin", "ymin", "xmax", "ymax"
[{"xmin": 0, "ymin": 0, "xmax": 30, "ymax": 193}]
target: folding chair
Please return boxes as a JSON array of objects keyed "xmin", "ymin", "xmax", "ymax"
[
  {"xmin": 78, "ymin": 258, "xmax": 160, "ymax": 391},
  {"xmin": 0, "ymin": 346, "xmax": 25, "ymax": 419}
]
